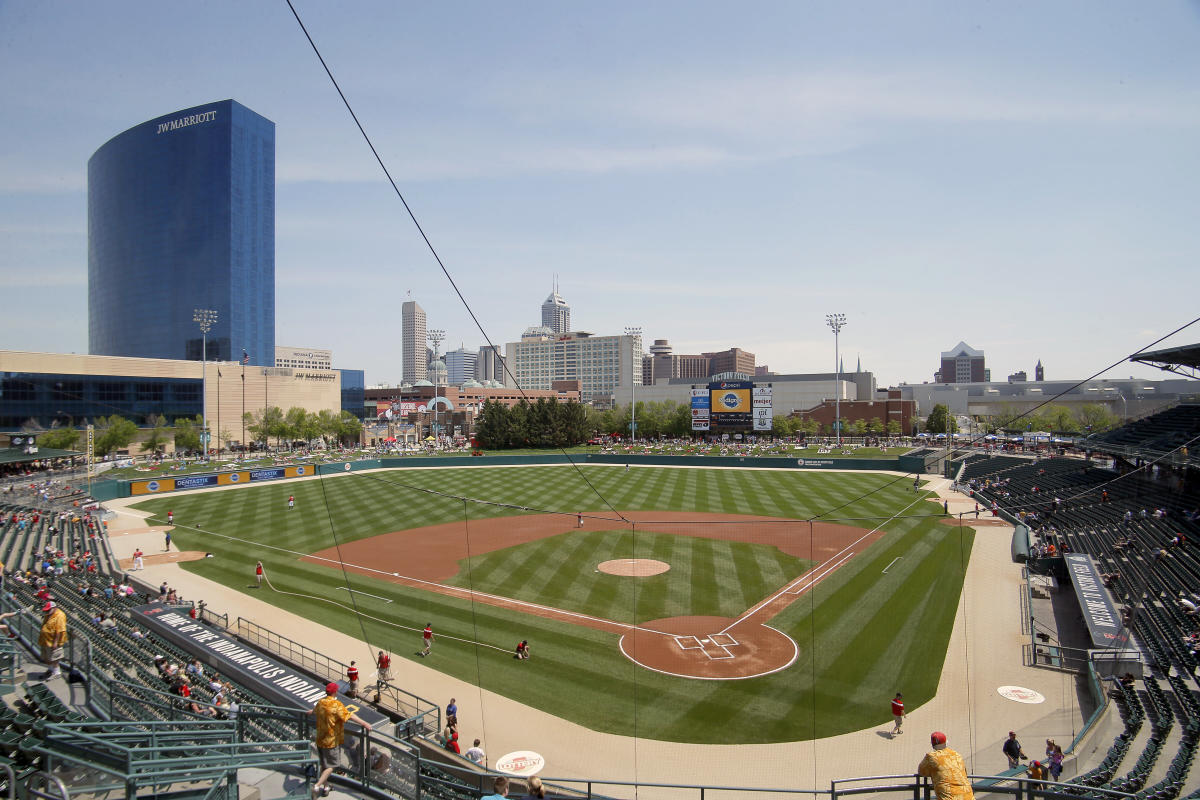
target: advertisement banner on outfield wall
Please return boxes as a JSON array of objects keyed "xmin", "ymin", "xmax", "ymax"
[{"xmin": 129, "ymin": 464, "xmax": 313, "ymax": 495}]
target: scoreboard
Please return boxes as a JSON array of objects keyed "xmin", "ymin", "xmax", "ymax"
[{"xmin": 693, "ymin": 381, "xmax": 772, "ymax": 431}]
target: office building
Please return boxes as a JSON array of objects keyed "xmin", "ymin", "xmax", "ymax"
[
  {"xmin": 401, "ymin": 300, "xmax": 427, "ymax": 383},
  {"xmin": 444, "ymin": 347, "xmax": 477, "ymax": 385},
  {"xmin": 0, "ymin": 350, "xmax": 347, "ymax": 437},
  {"xmin": 704, "ymin": 347, "xmax": 756, "ymax": 377},
  {"xmin": 506, "ymin": 328, "xmax": 641, "ymax": 404},
  {"xmin": 541, "ymin": 285, "xmax": 571, "ymax": 334},
  {"xmin": 275, "ymin": 346, "xmax": 332, "ymax": 371},
  {"xmin": 936, "ymin": 342, "xmax": 986, "ymax": 384},
  {"xmin": 88, "ymin": 100, "xmax": 275, "ymax": 366},
  {"xmin": 475, "ymin": 345, "xmax": 505, "ymax": 384}
]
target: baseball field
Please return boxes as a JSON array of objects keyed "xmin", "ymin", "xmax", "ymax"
[{"xmin": 129, "ymin": 464, "xmax": 975, "ymax": 744}]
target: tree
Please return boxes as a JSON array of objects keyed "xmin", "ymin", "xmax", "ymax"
[
  {"xmin": 886, "ymin": 420, "xmax": 902, "ymax": 436},
  {"xmin": 924, "ymin": 404, "xmax": 957, "ymax": 434},
  {"xmin": 867, "ymin": 417, "xmax": 884, "ymax": 434},
  {"xmin": 141, "ymin": 415, "xmax": 170, "ymax": 454},
  {"xmin": 38, "ymin": 426, "xmax": 81, "ymax": 451},
  {"xmin": 335, "ymin": 411, "xmax": 363, "ymax": 446},
  {"xmin": 1077, "ymin": 403, "xmax": 1119, "ymax": 434},
  {"xmin": 174, "ymin": 416, "xmax": 203, "ymax": 454},
  {"xmin": 94, "ymin": 414, "xmax": 138, "ymax": 457},
  {"xmin": 244, "ymin": 406, "xmax": 285, "ymax": 447},
  {"xmin": 772, "ymin": 415, "xmax": 794, "ymax": 437}
]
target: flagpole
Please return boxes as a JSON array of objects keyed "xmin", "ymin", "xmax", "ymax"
[{"xmin": 217, "ymin": 365, "xmax": 221, "ymax": 458}]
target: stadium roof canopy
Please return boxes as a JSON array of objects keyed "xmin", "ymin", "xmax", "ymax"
[
  {"xmin": 0, "ymin": 447, "xmax": 82, "ymax": 465},
  {"xmin": 1130, "ymin": 342, "xmax": 1200, "ymax": 379}
]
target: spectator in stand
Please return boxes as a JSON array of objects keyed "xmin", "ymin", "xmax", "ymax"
[
  {"xmin": 917, "ymin": 732, "xmax": 974, "ymax": 800},
  {"xmin": 38, "ymin": 600, "xmax": 68, "ymax": 680},
  {"xmin": 309, "ymin": 682, "xmax": 372, "ymax": 799},
  {"xmin": 1003, "ymin": 731, "xmax": 1027, "ymax": 768},
  {"xmin": 1026, "ymin": 760, "xmax": 1046, "ymax": 789},
  {"xmin": 444, "ymin": 729, "xmax": 460, "ymax": 754},
  {"xmin": 526, "ymin": 776, "xmax": 546, "ymax": 799},
  {"xmin": 446, "ymin": 697, "xmax": 458, "ymax": 725},
  {"xmin": 464, "ymin": 738, "xmax": 486, "ymax": 766},
  {"xmin": 377, "ymin": 650, "xmax": 392, "ymax": 683},
  {"xmin": 482, "ymin": 776, "xmax": 510, "ymax": 800},
  {"xmin": 1180, "ymin": 596, "xmax": 1197, "ymax": 616},
  {"xmin": 1047, "ymin": 743, "xmax": 1064, "ymax": 781}
]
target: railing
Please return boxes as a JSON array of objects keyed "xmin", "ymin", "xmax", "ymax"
[
  {"xmin": 236, "ymin": 616, "xmax": 439, "ymax": 731},
  {"xmin": 0, "ymin": 638, "xmax": 19, "ymax": 690},
  {"xmin": 828, "ymin": 773, "xmax": 1137, "ymax": 799}
]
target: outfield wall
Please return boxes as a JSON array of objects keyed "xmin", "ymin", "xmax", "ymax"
[{"xmin": 110, "ymin": 452, "xmax": 928, "ymax": 497}]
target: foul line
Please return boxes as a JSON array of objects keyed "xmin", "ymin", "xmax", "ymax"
[
  {"xmin": 165, "ymin": 521, "xmax": 678, "ymax": 641},
  {"xmin": 337, "ymin": 586, "xmax": 394, "ymax": 603},
  {"xmin": 882, "ymin": 557, "xmax": 903, "ymax": 574},
  {"xmin": 720, "ymin": 491, "xmax": 936, "ymax": 635}
]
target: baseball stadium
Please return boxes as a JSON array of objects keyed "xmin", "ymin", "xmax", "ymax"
[{"xmin": 3, "ymin": 350, "xmax": 1200, "ymax": 800}]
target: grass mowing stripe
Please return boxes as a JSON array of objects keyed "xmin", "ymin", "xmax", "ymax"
[{"xmin": 137, "ymin": 465, "xmax": 973, "ymax": 744}]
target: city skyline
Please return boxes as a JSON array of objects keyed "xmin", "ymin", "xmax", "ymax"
[{"xmin": 2, "ymin": 3, "xmax": 1199, "ymax": 388}]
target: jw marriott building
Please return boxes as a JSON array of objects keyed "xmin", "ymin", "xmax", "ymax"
[{"xmin": 88, "ymin": 100, "xmax": 276, "ymax": 366}]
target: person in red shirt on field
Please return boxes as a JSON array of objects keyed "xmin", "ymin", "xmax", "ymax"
[
  {"xmin": 346, "ymin": 661, "xmax": 359, "ymax": 698},
  {"xmin": 891, "ymin": 692, "xmax": 905, "ymax": 737}
]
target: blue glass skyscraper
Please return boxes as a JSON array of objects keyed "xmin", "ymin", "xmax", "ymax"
[{"xmin": 88, "ymin": 100, "xmax": 275, "ymax": 365}]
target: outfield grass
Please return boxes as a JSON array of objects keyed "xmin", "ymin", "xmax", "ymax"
[{"xmin": 130, "ymin": 465, "xmax": 973, "ymax": 744}]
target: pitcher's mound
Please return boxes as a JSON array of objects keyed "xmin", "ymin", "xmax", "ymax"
[{"xmin": 597, "ymin": 559, "xmax": 670, "ymax": 576}]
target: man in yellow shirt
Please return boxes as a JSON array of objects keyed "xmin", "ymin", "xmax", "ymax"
[
  {"xmin": 38, "ymin": 600, "xmax": 68, "ymax": 680},
  {"xmin": 308, "ymin": 682, "xmax": 372, "ymax": 799},
  {"xmin": 917, "ymin": 731, "xmax": 974, "ymax": 800}
]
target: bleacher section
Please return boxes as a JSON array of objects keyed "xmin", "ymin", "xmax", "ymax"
[
  {"xmin": 962, "ymin": 445, "xmax": 1200, "ymax": 800},
  {"xmin": 1095, "ymin": 404, "xmax": 1200, "ymax": 454}
]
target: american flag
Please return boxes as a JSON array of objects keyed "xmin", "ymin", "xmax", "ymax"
[{"xmin": 241, "ymin": 350, "xmax": 250, "ymax": 365}]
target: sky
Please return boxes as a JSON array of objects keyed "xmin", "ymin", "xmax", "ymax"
[{"xmin": 2, "ymin": 1, "xmax": 1199, "ymax": 388}]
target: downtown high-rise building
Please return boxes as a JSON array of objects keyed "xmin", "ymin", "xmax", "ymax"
[
  {"xmin": 444, "ymin": 347, "xmax": 477, "ymax": 385},
  {"xmin": 402, "ymin": 300, "xmax": 427, "ymax": 383},
  {"xmin": 88, "ymin": 100, "xmax": 276, "ymax": 365},
  {"xmin": 475, "ymin": 345, "xmax": 505, "ymax": 383},
  {"xmin": 541, "ymin": 284, "xmax": 571, "ymax": 334}
]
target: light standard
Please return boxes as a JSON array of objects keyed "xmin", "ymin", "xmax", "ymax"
[
  {"xmin": 624, "ymin": 326, "xmax": 642, "ymax": 442},
  {"xmin": 427, "ymin": 329, "xmax": 445, "ymax": 444},
  {"xmin": 193, "ymin": 308, "xmax": 218, "ymax": 460},
  {"xmin": 826, "ymin": 314, "xmax": 846, "ymax": 446}
]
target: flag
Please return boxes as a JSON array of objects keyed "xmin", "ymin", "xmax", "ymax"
[{"xmin": 242, "ymin": 350, "xmax": 250, "ymax": 365}]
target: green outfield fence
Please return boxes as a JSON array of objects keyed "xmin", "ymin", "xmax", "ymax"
[{"xmin": 108, "ymin": 452, "xmax": 929, "ymax": 497}]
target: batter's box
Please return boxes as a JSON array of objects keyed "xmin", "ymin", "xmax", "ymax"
[{"xmin": 673, "ymin": 635, "xmax": 704, "ymax": 651}]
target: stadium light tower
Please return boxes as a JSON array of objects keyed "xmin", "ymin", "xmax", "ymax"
[
  {"xmin": 193, "ymin": 308, "xmax": 218, "ymax": 459},
  {"xmin": 427, "ymin": 329, "xmax": 445, "ymax": 442},
  {"xmin": 625, "ymin": 326, "xmax": 642, "ymax": 441},
  {"xmin": 826, "ymin": 314, "xmax": 847, "ymax": 446}
]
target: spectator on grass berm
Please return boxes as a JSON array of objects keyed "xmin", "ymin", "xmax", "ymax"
[
  {"xmin": 1003, "ymin": 731, "xmax": 1027, "ymax": 768},
  {"xmin": 917, "ymin": 731, "xmax": 974, "ymax": 800},
  {"xmin": 309, "ymin": 681, "xmax": 372, "ymax": 799}
]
